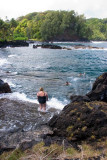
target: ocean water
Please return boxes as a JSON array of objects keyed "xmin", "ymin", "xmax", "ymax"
[{"xmin": 0, "ymin": 41, "xmax": 107, "ymax": 110}]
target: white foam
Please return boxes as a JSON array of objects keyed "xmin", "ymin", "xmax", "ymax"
[
  {"xmin": 3, "ymin": 79, "xmax": 16, "ymax": 87},
  {"xmin": 0, "ymin": 92, "xmax": 38, "ymax": 103},
  {"xmin": 91, "ymin": 41, "xmax": 105, "ymax": 43},
  {"xmin": 47, "ymin": 97, "xmax": 68, "ymax": 110},
  {"xmin": 11, "ymin": 72, "xmax": 18, "ymax": 75},
  {"xmin": 73, "ymin": 77, "xmax": 79, "ymax": 81},
  {"xmin": 0, "ymin": 58, "xmax": 9, "ymax": 66},
  {"xmin": 69, "ymin": 76, "xmax": 80, "ymax": 82},
  {"xmin": 8, "ymin": 55, "xmax": 16, "ymax": 58},
  {"xmin": 0, "ymin": 92, "xmax": 68, "ymax": 110},
  {"xmin": 36, "ymin": 62, "xmax": 50, "ymax": 69}
]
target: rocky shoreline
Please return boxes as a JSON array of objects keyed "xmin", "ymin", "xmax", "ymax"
[
  {"xmin": 0, "ymin": 40, "xmax": 29, "ymax": 48},
  {"xmin": 0, "ymin": 40, "xmax": 104, "ymax": 50},
  {"xmin": 33, "ymin": 43, "xmax": 104, "ymax": 50},
  {"xmin": 0, "ymin": 98, "xmax": 59, "ymax": 154},
  {"xmin": 45, "ymin": 73, "xmax": 107, "ymax": 142},
  {"xmin": 0, "ymin": 73, "xmax": 107, "ymax": 159}
]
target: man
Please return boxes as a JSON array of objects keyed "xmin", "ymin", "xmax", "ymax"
[{"xmin": 37, "ymin": 87, "xmax": 48, "ymax": 111}]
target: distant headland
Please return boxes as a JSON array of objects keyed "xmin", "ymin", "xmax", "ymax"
[{"xmin": 0, "ymin": 10, "xmax": 107, "ymax": 43}]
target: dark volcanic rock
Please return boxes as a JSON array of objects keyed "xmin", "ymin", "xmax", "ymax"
[
  {"xmin": 33, "ymin": 43, "xmax": 103, "ymax": 50},
  {"xmin": 48, "ymin": 101, "xmax": 107, "ymax": 142},
  {"xmin": 0, "ymin": 98, "xmax": 57, "ymax": 154},
  {"xmin": 19, "ymin": 139, "xmax": 38, "ymax": 151},
  {"xmin": 73, "ymin": 45, "xmax": 103, "ymax": 50},
  {"xmin": 86, "ymin": 72, "xmax": 107, "ymax": 102},
  {"xmin": 0, "ymin": 79, "xmax": 11, "ymax": 93},
  {"xmin": 0, "ymin": 40, "xmax": 29, "ymax": 48},
  {"xmin": 47, "ymin": 73, "xmax": 107, "ymax": 143},
  {"xmin": 0, "ymin": 108, "xmax": 5, "ymax": 120},
  {"xmin": 70, "ymin": 73, "xmax": 107, "ymax": 103},
  {"xmin": 33, "ymin": 43, "xmax": 62, "ymax": 49},
  {"xmin": 70, "ymin": 95, "xmax": 91, "ymax": 102}
]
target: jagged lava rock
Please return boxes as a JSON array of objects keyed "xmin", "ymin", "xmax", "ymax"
[
  {"xmin": 70, "ymin": 95, "xmax": 91, "ymax": 102},
  {"xmin": 48, "ymin": 101, "xmax": 107, "ymax": 142},
  {"xmin": 48, "ymin": 73, "xmax": 107, "ymax": 142},
  {"xmin": 0, "ymin": 79, "xmax": 11, "ymax": 93},
  {"xmin": 86, "ymin": 72, "xmax": 107, "ymax": 102}
]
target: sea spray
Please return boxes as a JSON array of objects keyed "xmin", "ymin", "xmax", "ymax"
[
  {"xmin": 0, "ymin": 58, "xmax": 9, "ymax": 66},
  {"xmin": 0, "ymin": 92, "xmax": 68, "ymax": 110},
  {"xmin": 47, "ymin": 97, "xmax": 68, "ymax": 110}
]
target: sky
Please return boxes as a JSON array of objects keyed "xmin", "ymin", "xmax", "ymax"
[{"xmin": 0, "ymin": 0, "xmax": 107, "ymax": 20}]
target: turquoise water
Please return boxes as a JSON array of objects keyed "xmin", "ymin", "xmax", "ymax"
[{"xmin": 0, "ymin": 41, "xmax": 107, "ymax": 109}]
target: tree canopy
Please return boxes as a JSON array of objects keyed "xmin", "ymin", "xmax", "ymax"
[{"xmin": 0, "ymin": 11, "xmax": 107, "ymax": 41}]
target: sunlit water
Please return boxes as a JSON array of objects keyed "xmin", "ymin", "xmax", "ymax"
[{"xmin": 0, "ymin": 41, "xmax": 107, "ymax": 110}]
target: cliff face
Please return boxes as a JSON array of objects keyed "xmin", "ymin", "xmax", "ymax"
[{"xmin": 48, "ymin": 73, "xmax": 107, "ymax": 143}]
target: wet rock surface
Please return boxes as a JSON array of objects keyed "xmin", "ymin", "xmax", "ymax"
[
  {"xmin": 0, "ymin": 98, "xmax": 57, "ymax": 154},
  {"xmin": 0, "ymin": 79, "xmax": 11, "ymax": 93}
]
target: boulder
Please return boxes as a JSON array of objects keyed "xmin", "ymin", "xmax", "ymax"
[
  {"xmin": 48, "ymin": 101, "xmax": 107, "ymax": 142},
  {"xmin": 86, "ymin": 72, "xmax": 107, "ymax": 102},
  {"xmin": 0, "ymin": 79, "xmax": 11, "ymax": 93}
]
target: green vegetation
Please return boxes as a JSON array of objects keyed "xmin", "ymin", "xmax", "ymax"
[
  {"xmin": 0, "ymin": 141, "xmax": 107, "ymax": 160},
  {"xmin": 86, "ymin": 18, "xmax": 107, "ymax": 40},
  {"xmin": 0, "ymin": 11, "xmax": 107, "ymax": 41},
  {"xmin": 0, "ymin": 149, "xmax": 24, "ymax": 160}
]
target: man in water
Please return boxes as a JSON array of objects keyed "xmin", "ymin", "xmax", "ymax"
[
  {"xmin": 65, "ymin": 81, "xmax": 71, "ymax": 86},
  {"xmin": 37, "ymin": 87, "xmax": 48, "ymax": 111},
  {"xmin": 65, "ymin": 81, "xmax": 70, "ymax": 86}
]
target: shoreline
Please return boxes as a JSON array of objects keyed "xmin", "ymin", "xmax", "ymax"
[
  {"xmin": 0, "ymin": 40, "xmax": 29, "ymax": 48},
  {"xmin": 0, "ymin": 40, "xmax": 107, "ymax": 49},
  {"xmin": 0, "ymin": 73, "xmax": 107, "ymax": 159}
]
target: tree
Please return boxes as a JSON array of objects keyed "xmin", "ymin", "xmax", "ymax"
[
  {"xmin": 13, "ymin": 19, "xmax": 28, "ymax": 40},
  {"xmin": 86, "ymin": 18, "xmax": 106, "ymax": 40},
  {"xmin": 0, "ymin": 19, "xmax": 10, "ymax": 41}
]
